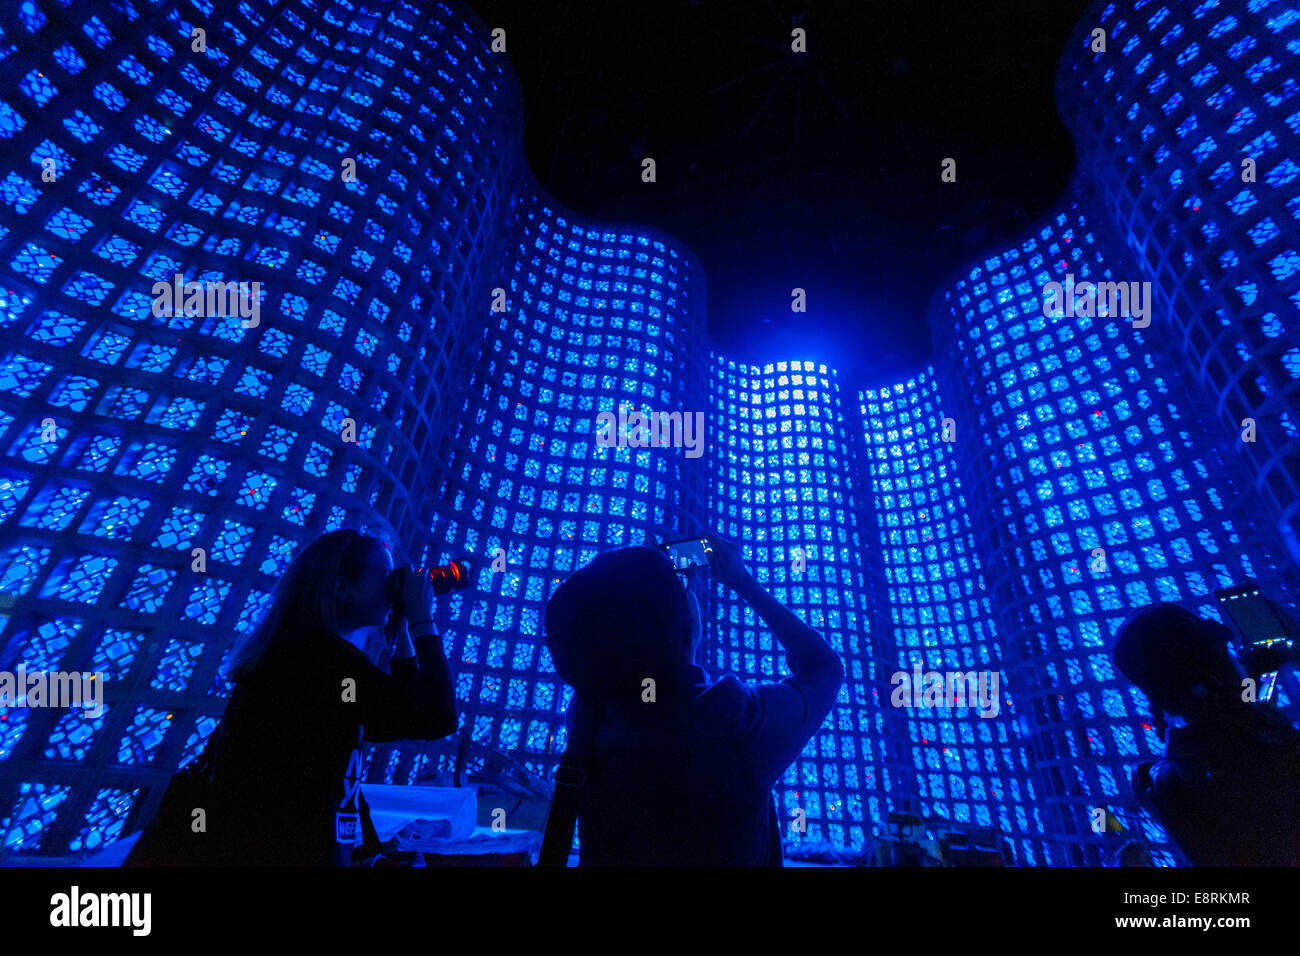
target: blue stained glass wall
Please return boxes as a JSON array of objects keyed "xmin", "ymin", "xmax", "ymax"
[
  {"xmin": 1059, "ymin": 0, "xmax": 1300, "ymax": 562},
  {"xmin": 860, "ymin": 372, "xmax": 1045, "ymax": 864},
  {"xmin": 707, "ymin": 358, "xmax": 907, "ymax": 849},
  {"xmin": 918, "ymin": 0, "xmax": 1300, "ymax": 864},
  {"xmin": 0, "ymin": 0, "xmax": 527, "ymax": 855},
  {"xmin": 928, "ymin": 196, "xmax": 1298, "ymax": 864},
  {"xmin": 424, "ymin": 183, "xmax": 710, "ymax": 782},
  {"xmin": 0, "ymin": 0, "xmax": 1297, "ymax": 864}
]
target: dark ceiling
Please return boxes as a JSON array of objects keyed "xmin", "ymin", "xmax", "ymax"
[{"xmin": 468, "ymin": 0, "xmax": 1095, "ymax": 385}]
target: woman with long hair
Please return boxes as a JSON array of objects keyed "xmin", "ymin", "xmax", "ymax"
[{"xmin": 129, "ymin": 528, "xmax": 459, "ymax": 866}]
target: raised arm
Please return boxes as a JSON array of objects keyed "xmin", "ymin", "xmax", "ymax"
[
  {"xmin": 359, "ymin": 568, "xmax": 458, "ymax": 742},
  {"xmin": 707, "ymin": 534, "xmax": 844, "ymax": 787}
]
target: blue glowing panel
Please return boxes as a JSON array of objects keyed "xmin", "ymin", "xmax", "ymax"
[
  {"xmin": 427, "ymin": 188, "xmax": 707, "ymax": 789},
  {"xmin": 930, "ymin": 198, "xmax": 1296, "ymax": 864},
  {"xmin": 860, "ymin": 372, "xmax": 1044, "ymax": 864},
  {"xmin": 1060, "ymin": 0, "xmax": 1300, "ymax": 561},
  {"xmin": 708, "ymin": 358, "xmax": 894, "ymax": 850},
  {"xmin": 0, "ymin": 0, "xmax": 1297, "ymax": 865},
  {"xmin": 0, "ymin": 0, "xmax": 526, "ymax": 853}
]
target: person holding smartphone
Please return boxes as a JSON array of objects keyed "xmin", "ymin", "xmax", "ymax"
[
  {"xmin": 544, "ymin": 532, "xmax": 844, "ymax": 865},
  {"xmin": 1112, "ymin": 601, "xmax": 1300, "ymax": 866}
]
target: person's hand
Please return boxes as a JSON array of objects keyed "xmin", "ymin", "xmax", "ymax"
[
  {"xmin": 395, "ymin": 567, "xmax": 436, "ymax": 625},
  {"xmin": 704, "ymin": 533, "xmax": 749, "ymax": 589}
]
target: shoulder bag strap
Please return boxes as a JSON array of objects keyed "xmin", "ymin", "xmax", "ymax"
[{"xmin": 539, "ymin": 695, "xmax": 598, "ymax": 867}]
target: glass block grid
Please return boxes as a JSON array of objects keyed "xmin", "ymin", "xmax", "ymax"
[
  {"xmin": 860, "ymin": 372, "xmax": 1045, "ymax": 864},
  {"xmin": 1060, "ymin": 0, "xmax": 1300, "ymax": 564},
  {"xmin": 707, "ymin": 357, "xmax": 908, "ymax": 851},
  {"xmin": 0, "ymin": 0, "xmax": 523, "ymax": 854},
  {"xmin": 422, "ymin": 182, "xmax": 711, "ymax": 784},
  {"xmin": 929, "ymin": 197, "xmax": 1299, "ymax": 864},
  {"xmin": 0, "ymin": 0, "xmax": 1296, "ymax": 864}
]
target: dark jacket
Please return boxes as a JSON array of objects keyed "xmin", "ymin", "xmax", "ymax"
[
  {"xmin": 1134, "ymin": 704, "xmax": 1300, "ymax": 866},
  {"xmin": 200, "ymin": 624, "xmax": 457, "ymax": 866},
  {"xmin": 572, "ymin": 656, "xmax": 843, "ymax": 866}
]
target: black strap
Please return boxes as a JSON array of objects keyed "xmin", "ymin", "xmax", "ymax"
[
  {"xmin": 539, "ymin": 697, "xmax": 597, "ymax": 867},
  {"xmin": 195, "ymin": 673, "xmax": 248, "ymax": 787},
  {"xmin": 356, "ymin": 788, "xmax": 381, "ymax": 859}
]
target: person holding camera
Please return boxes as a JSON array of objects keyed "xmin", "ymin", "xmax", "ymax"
[
  {"xmin": 543, "ymin": 532, "xmax": 844, "ymax": 865},
  {"xmin": 1111, "ymin": 601, "xmax": 1300, "ymax": 866},
  {"xmin": 127, "ymin": 528, "xmax": 459, "ymax": 866}
]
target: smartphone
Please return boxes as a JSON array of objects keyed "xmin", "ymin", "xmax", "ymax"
[
  {"xmin": 1215, "ymin": 581, "xmax": 1294, "ymax": 704},
  {"xmin": 1214, "ymin": 581, "xmax": 1292, "ymax": 647},
  {"xmin": 661, "ymin": 536, "xmax": 710, "ymax": 572}
]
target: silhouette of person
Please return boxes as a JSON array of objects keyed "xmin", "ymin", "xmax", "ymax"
[
  {"xmin": 128, "ymin": 528, "xmax": 458, "ymax": 865},
  {"xmin": 544, "ymin": 533, "xmax": 843, "ymax": 865},
  {"xmin": 1111, "ymin": 601, "xmax": 1300, "ymax": 866}
]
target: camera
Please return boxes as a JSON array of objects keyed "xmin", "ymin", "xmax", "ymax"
[{"xmin": 389, "ymin": 560, "xmax": 473, "ymax": 604}]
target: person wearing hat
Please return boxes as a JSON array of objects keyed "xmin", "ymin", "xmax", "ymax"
[{"xmin": 1111, "ymin": 602, "xmax": 1300, "ymax": 866}]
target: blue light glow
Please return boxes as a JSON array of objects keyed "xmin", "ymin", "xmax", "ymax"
[{"xmin": 0, "ymin": 0, "xmax": 1296, "ymax": 867}]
